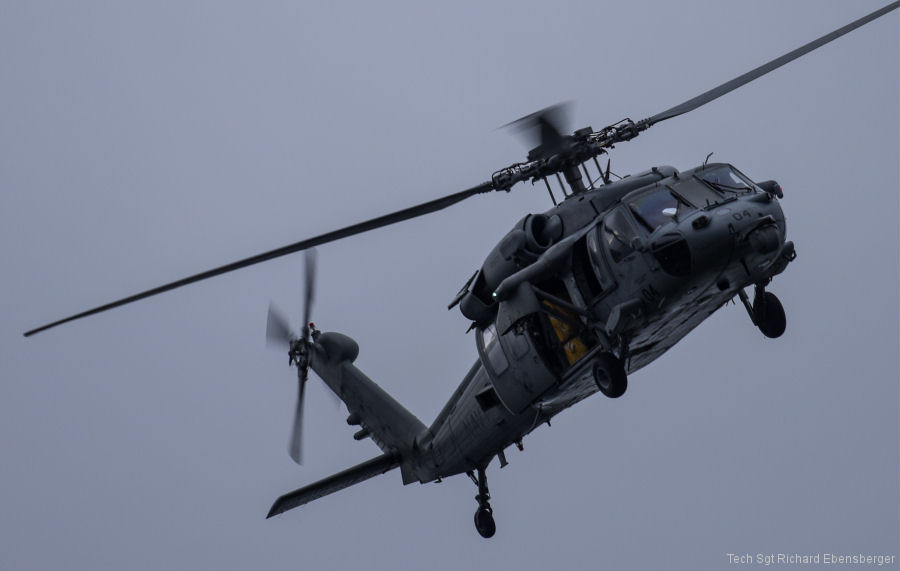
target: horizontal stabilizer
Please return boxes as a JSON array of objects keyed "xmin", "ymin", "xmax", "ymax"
[{"xmin": 266, "ymin": 453, "xmax": 400, "ymax": 518}]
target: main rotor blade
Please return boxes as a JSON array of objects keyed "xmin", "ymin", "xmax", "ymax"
[
  {"xmin": 24, "ymin": 181, "xmax": 494, "ymax": 337},
  {"xmin": 288, "ymin": 372, "xmax": 307, "ymax": 465},
  {"xmin": 640, "ymin": 1, "xmax": 900, "ymax": 127},
  {"xmin": 266, "ymin": 303, "xmax": 293, "ymax": 348}
]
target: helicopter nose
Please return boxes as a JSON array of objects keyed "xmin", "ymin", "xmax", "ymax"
[
  {"xmin": 676, "ymin": 198, "xmax": 788, "ymax": 288},
  {"xmin": 679, "ymin": 211, "xmax": 736, "ymax": 272},
  {"xmin": 747, "ymin": 222, "xmax": 781, "ymax": 254}
]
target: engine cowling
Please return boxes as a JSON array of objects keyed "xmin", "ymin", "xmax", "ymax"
[{"xmin": 459, "ymin": 213, "xmax": 562, "ymax": 323}]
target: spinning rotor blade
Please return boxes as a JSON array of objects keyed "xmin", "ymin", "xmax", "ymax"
[
  {"xmin": 287, "ymin": 248, "xmax": 326, "ymax": 464},
  {"xmin": 503, "ymin": 102, "xmax": 572, "ymax": 160},
  {"xmin": 639, "ymin": 1, "xmax": 900, "ymax": 128},
  {"xmin": 266, "ymin": 303, "xmax": 293, "ymax": 348},
  {"xmin": 288, "ymin": 369, "xmax": 307, "ymax": 465},
  {"xmin": 24, "ymin": 181, "xmax": 493, "ymax": 337},
  {"xmin": 301, "ymin": 249, "xmax": 317, "ymax": 339}
]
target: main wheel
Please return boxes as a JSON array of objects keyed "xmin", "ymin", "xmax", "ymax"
[
  {"xmin": 593, "ymin": 353, "xmax": 627, "ymax": 398},
  {"xmin": 474, "ymin": 507, "xmax": 496, "ymax": 538},
  {"xmin": 753, "ymin": 291, "xmax": 786, "ymax": 338}
]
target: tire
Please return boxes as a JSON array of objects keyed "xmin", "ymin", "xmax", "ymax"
[
  {"xmin": 593, "ymin": 353, "xmax": 627, "ymax": 398},
  {"xmin": 754, "ymin": 291, "xmax": 786, "ymax": 338},
  {"xmin": 474, "ymin": 508, "xmax": 496, "ymax": 538}
]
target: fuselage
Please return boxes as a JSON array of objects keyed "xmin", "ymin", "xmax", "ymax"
[{"xmin": 413, "ymin": 163, "xmax": 795, "ymax": 482}]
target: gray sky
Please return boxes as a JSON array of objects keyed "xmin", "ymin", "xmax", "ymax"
[{"xmin": 2, "ymin": 1, "xmax": 897, "ymax": 569}]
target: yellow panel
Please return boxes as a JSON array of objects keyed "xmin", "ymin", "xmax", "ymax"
[{"xmin": 544, "ymin": 302, "xmax": 589, "ymax": 365}]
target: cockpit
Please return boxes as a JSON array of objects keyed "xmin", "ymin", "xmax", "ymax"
[
  {"xmin": 595, "ymin": 164, "xmax": 762, "ymax": 278},
  {"xmin": 619, "ymin": 165, "xmax": 759, "ymax": 237},
  {"xmin": 600, "ymin": 208, "xmax": 638, "ymax": 262}
]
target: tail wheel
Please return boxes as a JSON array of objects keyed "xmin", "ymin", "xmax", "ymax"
[
  {"xmin": 753, "ymin": 291, "xmax": 786, "ymax": 338},
  {"xmin": 593, "ymin": 353, "xmax": 627, "ymax": 398}
]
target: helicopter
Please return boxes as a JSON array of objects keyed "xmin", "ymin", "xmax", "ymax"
[{"xmin": 22, "ymin": 2, "xmax": 898, "ymax": 539}]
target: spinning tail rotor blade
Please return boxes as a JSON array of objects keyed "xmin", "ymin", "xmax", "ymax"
[
  {"xmin": 288, "ymin": 369, "xmax": 307, "ymax": 465},
  {"xmin": 639, "ymin": 1, "xmax": 900, "ymax": 128},
  {"xmin": 24, "ymin": 181, "xmax": 494, "ymax": 337},
  {"xmin": 266, "ymin": 303, "xmax": 293, "ymax": 348},
  {"xmin": 301, "ymin": 249, "xmax": 317, "ymax": 339},
  {"xmin": 287, "ymin": 248, "xmax": 318, "ymax": 464}
]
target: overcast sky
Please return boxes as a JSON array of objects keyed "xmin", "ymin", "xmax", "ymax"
[{"xmin": 2, "ymin": 1, "xmax": 897, "ymax": 569}]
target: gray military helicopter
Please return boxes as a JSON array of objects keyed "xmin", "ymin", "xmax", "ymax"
[{"xmin": 24, "ymin": 2, "xmax": 899, "ymax": 539}]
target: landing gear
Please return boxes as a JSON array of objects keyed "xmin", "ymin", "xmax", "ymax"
[
  {"xmin": 738, "ymin": 285, "xmax": 786, "ymax": 338},
  {"xmin": 592, "ymin": 353, "xmax": 627, "ymax": 398},
  {"xmin": 469, "ymin": 468, "xmax": 496, "ymax": 538},
  {"xmin": 474, "ymin": 507, "xmax": 496, "ymax": 539},
  {"xmin": 753, "ymin": 290, "xmax": 786, "ymax": 338}
]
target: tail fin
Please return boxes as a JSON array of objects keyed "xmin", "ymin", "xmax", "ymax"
[
  {"xmin": 310, "ymin": 332, "xmax": 426, "ymax": 458},
  {"xmin": 267, "ymin": 332, "xmax": 427, "ymax": 518}
]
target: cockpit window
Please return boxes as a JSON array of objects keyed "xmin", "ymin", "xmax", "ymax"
[
  {"xmin": 480, "ymin": 324, "xmax": 508, "ymax": 375},
  {"xmin": 697, "ymin": 166, "xmax": 755, "ymax": 194},
  {"xmin": 671, "ymin": 180, "xmax": 723, "ymax": 209},
  {"xmin": 628, "ymin": 189, "xmax": 690, "ymax": 232},
  {"xmin": 601, "ymin": 208, "xmax": 637, "ymax": 263}
]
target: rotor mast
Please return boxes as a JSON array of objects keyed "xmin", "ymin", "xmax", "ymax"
[{"xmin": 492, "ymin": 117, "xmax": 642, "ymax": 196}]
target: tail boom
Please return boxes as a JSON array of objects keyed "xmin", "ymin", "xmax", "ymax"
[{"xmin": 309, "ymin": 332, "xmax": 426, "ymax": 459}]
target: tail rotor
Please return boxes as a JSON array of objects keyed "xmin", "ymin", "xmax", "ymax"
[{"xmin": 266, "ymin": 249, "xmax": 318, "ymax": 465}]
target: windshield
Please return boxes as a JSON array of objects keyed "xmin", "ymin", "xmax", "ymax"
[
  {"xmin": 628, "ymin": 188, "xmax": 692, "ymax": 232},
  {"xmin": 697, "ymin": 165, "xmax": 755, "ymax": 194},
  {"xmin": 601, "ymin": 208, "xmax": 638, "ymax": 262},
  {"xmin": 670, "ymin": 179, "xmax": 723, "ymax": 209}
]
